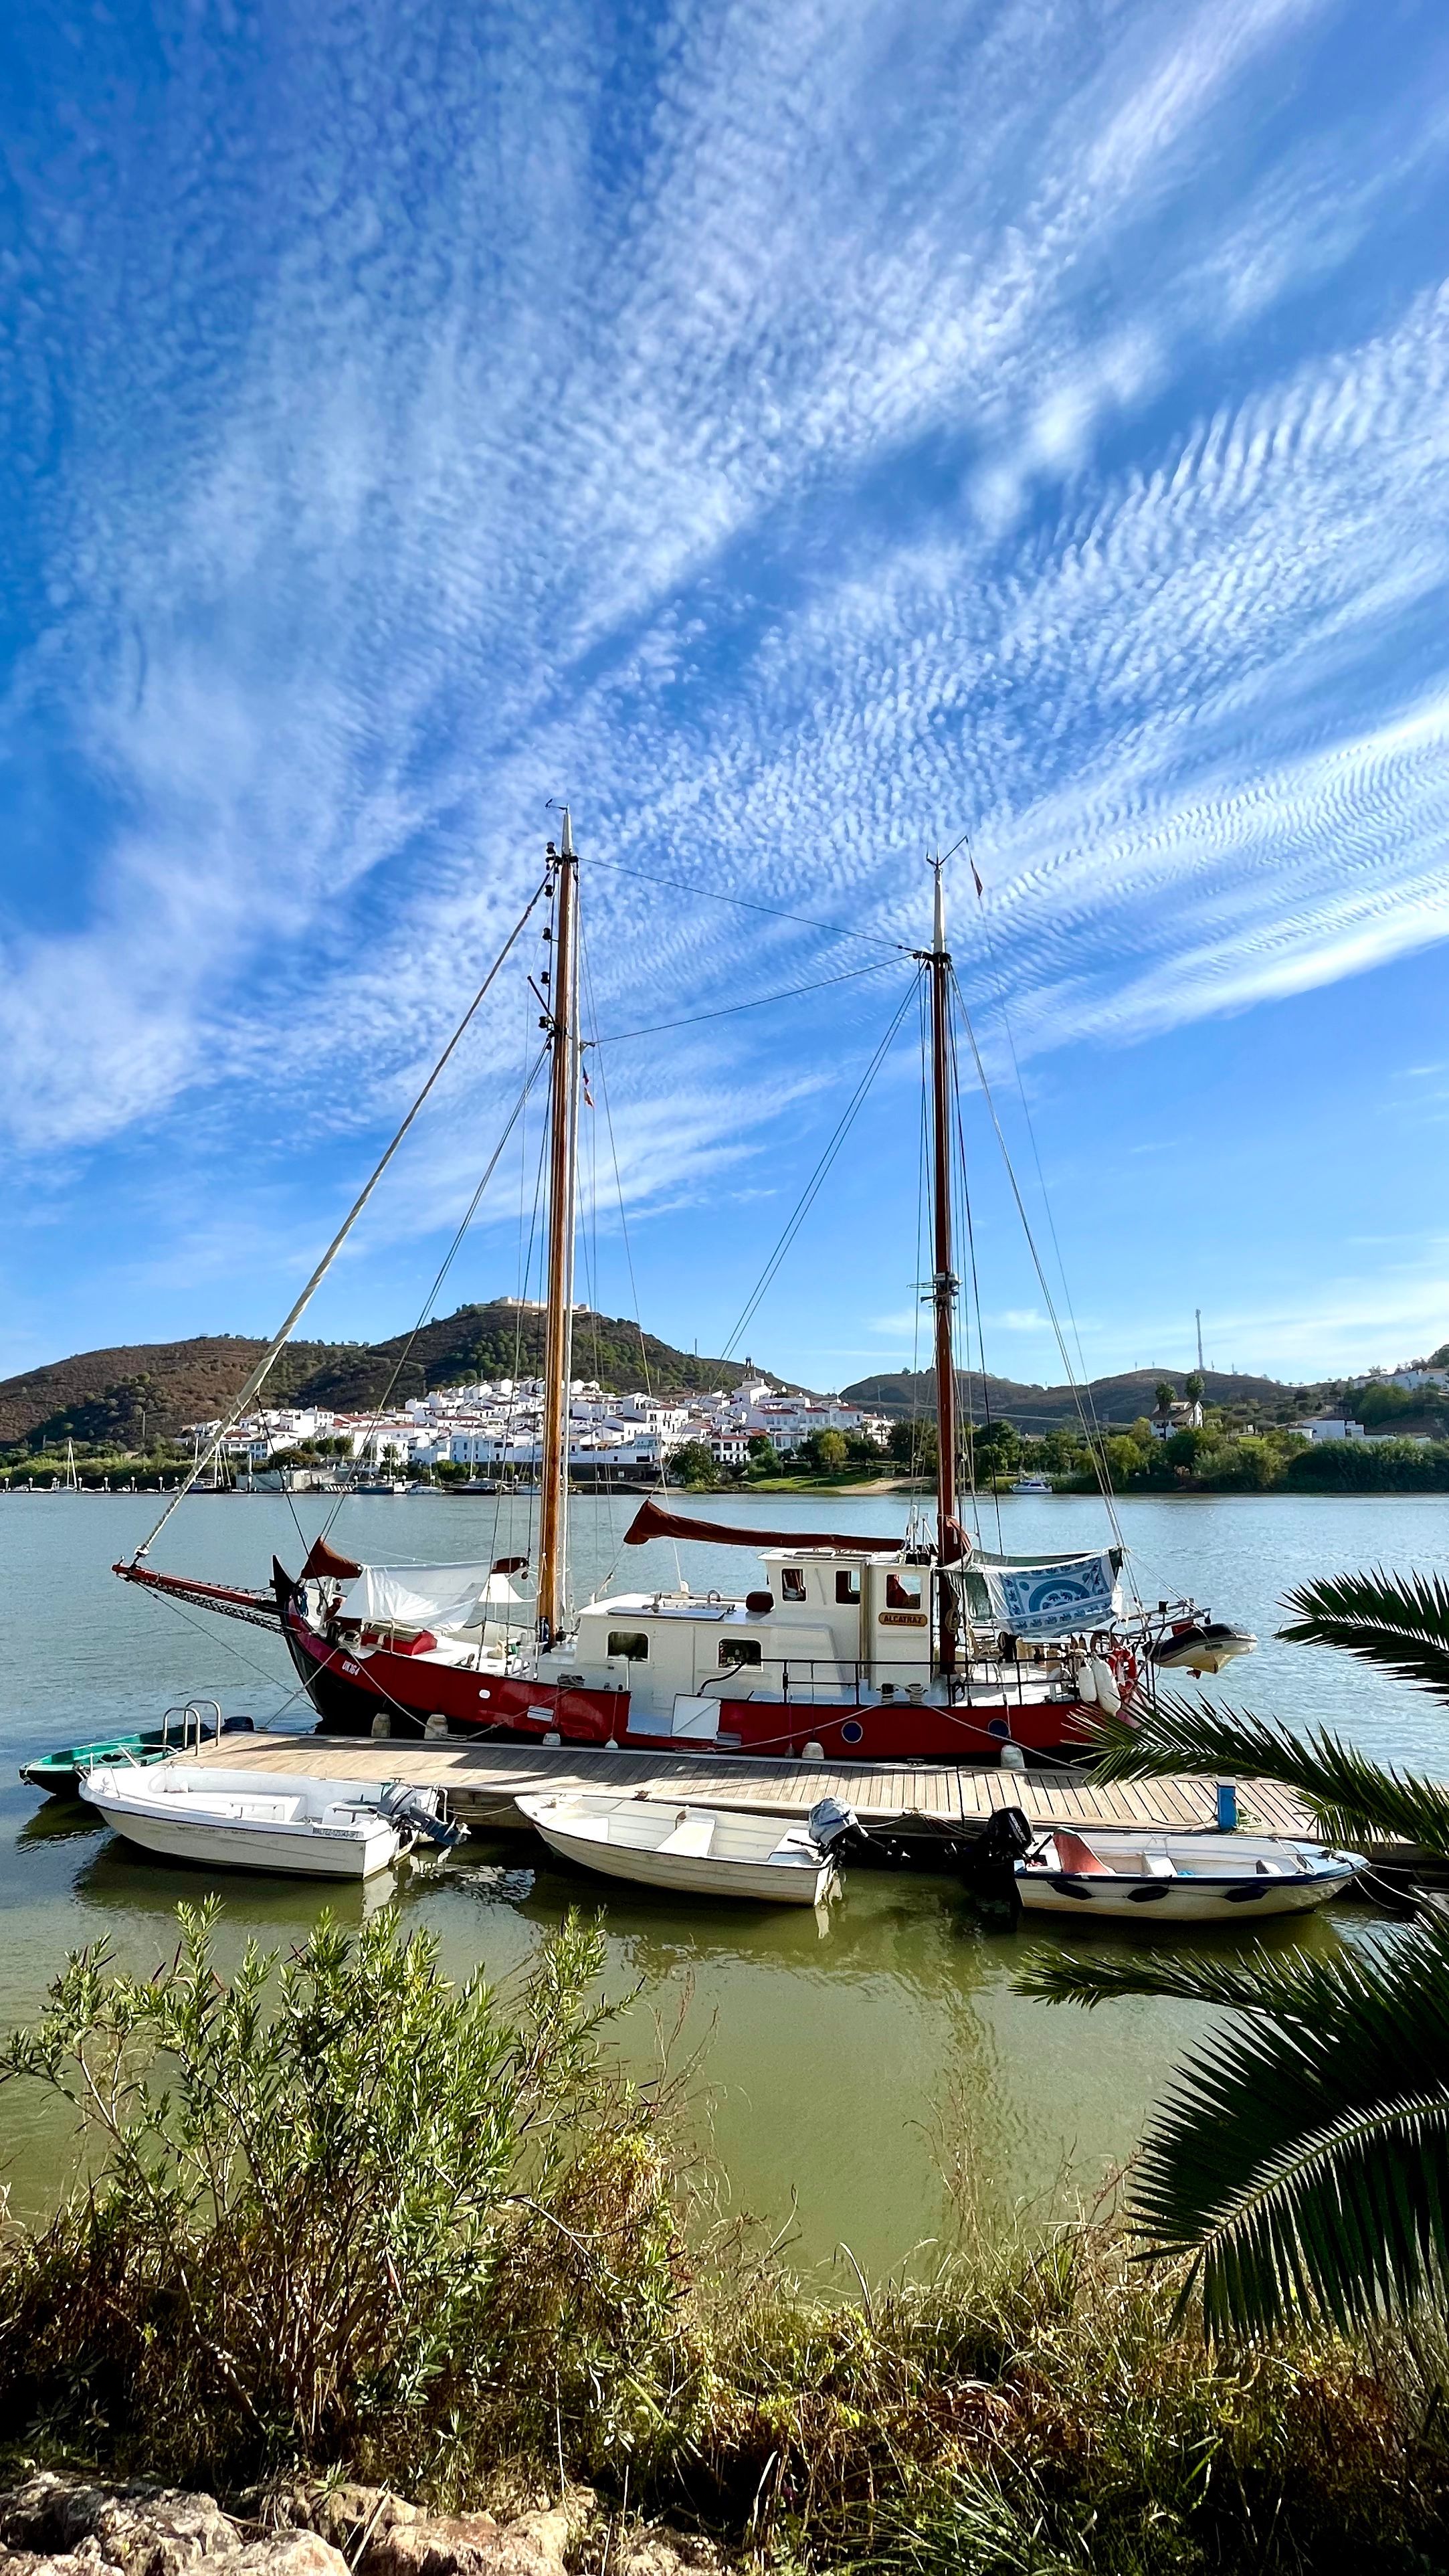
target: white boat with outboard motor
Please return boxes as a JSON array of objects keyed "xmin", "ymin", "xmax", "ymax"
[
  {"xmin": 1014, "ymin": 1823, "xmax": 1365, "ymax": 1922},
  {"xmin": 80, "ymin": 1762, "xmax": 466, "ymax": 1879},
  {"xmin": 515, "ymin": 1788, "xmax": 852, "ymax": 1904}
]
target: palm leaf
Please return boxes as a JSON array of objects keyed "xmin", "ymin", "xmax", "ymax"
[
  {"xmin": 1280, "ymin": 1565, "xmax": 1449, "ymax": 1699},
  {"xmin": 1082, "ymin": 1693, "xmax": 1449, "ymax": 1858},
  {"xmin": 1019, "ymin": 1923, "xmax": 1449, "ymax": 2338}
]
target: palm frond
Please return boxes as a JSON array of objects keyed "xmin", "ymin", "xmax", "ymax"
[
  {"xmin": 1280, "ymin": 1565, "xmax": 1449, "ymax": 1700},
  {"xmin": 1022, "ymin": 1922, "xmax": 1449, "ymax": 2338},
  {"xmin": 1082, "ymin": 1693, "xmax": 1449, "ymax": 1857}
]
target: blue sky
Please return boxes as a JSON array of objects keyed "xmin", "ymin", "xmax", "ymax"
[{"xmin": 3, "ymin": 0, "xmax": 1449, "ymax": 1395}]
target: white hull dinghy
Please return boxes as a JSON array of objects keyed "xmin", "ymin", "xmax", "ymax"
[
  {"xmin": 80, "ymin": 1763, "xmax": 464, "ymax": 1879},
  {"xmin": 515, "ymin": 1789, "xmax": 848, "ymax": 1904},
  {"xmin": 1016, "ymin": 1825, "xmax": 1365, "ymax": 1922}
]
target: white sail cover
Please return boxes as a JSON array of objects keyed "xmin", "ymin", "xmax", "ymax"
[
  {"xmin": 970, "ymin": 1549, "xmax": 1122, "ymax": 1639},
  {"xmin": 341, "ymin": 1562, "xmax": 516, "ymax": 1632}
]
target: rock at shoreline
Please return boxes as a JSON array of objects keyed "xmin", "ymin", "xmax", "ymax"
[
  {"xmin": 361, "ymin": 2507, "xmax": 568, "ymax": 2576},
  {"xmin": 0, "ymin": 2482, "xmax": 347, "ymax": 2576},
  {"xmin": 615, "ymin": 2538, "xmax": 726, "ymax": 2576}
]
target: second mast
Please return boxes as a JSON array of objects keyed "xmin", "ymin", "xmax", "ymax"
[{"xmin": 537, "ymin": 811, "xmax": 581, "ymax": 1646}]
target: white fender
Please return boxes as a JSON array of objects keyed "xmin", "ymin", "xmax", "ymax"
[
  {"xmin": 1090, "ymin": 1654, "xmax": 1121, "ymax": 1717},
  {"xmin": 1075, "ymin": 1655, "xmax": 1098, "ymax": 1707}
]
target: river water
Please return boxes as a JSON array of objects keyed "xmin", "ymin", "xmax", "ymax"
[{"xmin": 3, "ymin": 1488, "xmax": 1446, "ymax": 2275}]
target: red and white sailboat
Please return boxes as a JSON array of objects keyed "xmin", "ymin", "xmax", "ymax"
[{"xmin": 118, "ymin": 818, "xmax": 1252, "ymax": 1764}]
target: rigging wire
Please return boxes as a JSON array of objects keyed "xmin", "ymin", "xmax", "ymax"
[
  {"xmin": 132, "ymin": 872, "xmax": 551, "ymax": 1566},
  {"xmin": 582, "ymin": 846, "xmax": 908, "ymax": 952},
  {"xmin": 318, "ymin": 1045, "xmax": 551, "ymax": 1548},
  {"xmin": 579, "ymin": 924, "xmax": 670, "ymax": 1608},
  {"xmin": 950, "ymin": 966, "xmax": 1127, "ymax": 1558},
  {"xmin": 962, "ymin": 859, "xmax": 1115, "ymax": 1472},
  {"xmin": 593, "ymin": 956, "xmax": 900, "ymax": 1044},
  {"xmin": 947, "ymin": 1000, "xmax": 1003, "ymax": 1552},
  {"xmin": 718, "ymin": 974, "xmax": 921, "ymax": 1367}
]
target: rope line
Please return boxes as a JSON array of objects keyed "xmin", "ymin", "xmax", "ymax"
[
  {"xmin": 582, "ymin": 847, "xmax": 908, "ymax": 952},
  {"xmin": 593, "ymin": 955, "xmax": 900, "ymax": 1043},
  {"xmin": 719, "ymin": 975, "xmax": 921, "ymax": 1366}
]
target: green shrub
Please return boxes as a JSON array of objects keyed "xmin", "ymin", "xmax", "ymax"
[{"xmin": 0, "ymin": 1903, "xmax": 688, "ymax": 2492}]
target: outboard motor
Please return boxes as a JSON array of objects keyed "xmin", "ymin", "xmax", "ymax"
[
  {"xmin": 959, "ymin": 1803, "xmax": 1035, "ymax": 1918},
  {"xmin": 381, "ymin": 1783, "xmax": 468, "ymax": 1849},
  {"xmin": 807, "ymin": 1795, "xmax": 862, "ymax": 1855}
]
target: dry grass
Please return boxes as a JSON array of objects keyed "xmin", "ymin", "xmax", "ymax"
[{"xmin": 1, "ymin": 1906, "xmax": 1447, "ymax": 2573}]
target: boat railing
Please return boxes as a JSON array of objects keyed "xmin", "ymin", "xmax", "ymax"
[
  {"xmin": 699, "ymin": 1652, "xmax": 1060, "ymax": 1707},
  {"xmin": 157, "ymin": 1699, "xmax": 225, "ymax": 1753}
]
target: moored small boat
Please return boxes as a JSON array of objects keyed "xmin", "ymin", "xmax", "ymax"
[
  {"xmin": 21, "ymin": 1729, "xmax": 177, "ymax": 1796},
  {"xmin": 80, "ymin": 1763, "xmax": 462, "ymax": 1879},
  {"xmin": 515, "ymin": 1788, "xmax": 845, "ymax": 1904},
  {"xmin": 1147, "ymin": 1617, "xmax": 1257, "ymax": 1675},
  {"xmin": 1016, "ymin": 1825, "xmax": 1365, "ymax": 1921},
  {"xmin": 19, "ymin": 1711, "xmax": 256, "ymax": 1796}
]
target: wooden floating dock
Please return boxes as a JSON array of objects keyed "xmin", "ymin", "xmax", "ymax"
[{"xmin": 191, "ymin": 1730, "xmax": 1313, "ymax": 1841}]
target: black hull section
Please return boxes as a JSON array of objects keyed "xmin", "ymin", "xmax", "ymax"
[{"xmin": 274, "ymin": 1562, "xmax": 413, "ymax": 1738}]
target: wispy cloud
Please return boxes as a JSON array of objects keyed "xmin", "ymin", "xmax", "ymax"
[{"xmin": 3, "ymin": 0, "xmax": 1449, "ymax": 1365}]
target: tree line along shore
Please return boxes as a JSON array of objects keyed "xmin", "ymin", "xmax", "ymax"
[{"xmin": 8, "ymin": 1415, "xmax": 1449, "ymax": 1495}]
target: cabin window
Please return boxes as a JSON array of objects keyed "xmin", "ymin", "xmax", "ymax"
[
  {"xmin": 607, "ymin": 1630, "xmax": 650, "ymax": 1661},
  {"xmin": 886, "ymin": 1572, "xmax": 923, "ymax": 1610},
  {"xmin": 719, "ymin": 1637, "xmax": 763, "ymax": 1668},
  {"xmin": 835, "ymin": 1568, "xmax": 861, "ymax": 1604},
  {"xmin": 781, "ymin": 1568, "xmax": 807, "ymax": 1600}
]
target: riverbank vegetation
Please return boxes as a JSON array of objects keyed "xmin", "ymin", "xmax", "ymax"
[
  {"xmin": 666, "ymin": 1413, "xmax": 1449, "ymax": 1496},
  {"xmin": 3, "ymin": 1901, "xmax": 1448, "ymax": 2571}
]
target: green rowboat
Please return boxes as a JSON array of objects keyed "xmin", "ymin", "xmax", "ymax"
[{"xmin": 20, "ymin": 1730, "xmax": 179, "ymax": 1795}]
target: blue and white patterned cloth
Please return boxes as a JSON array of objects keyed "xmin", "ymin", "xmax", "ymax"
[{"xmin": 977, "ymin": 1552, "xmax": 1120, "ymax": 1638}]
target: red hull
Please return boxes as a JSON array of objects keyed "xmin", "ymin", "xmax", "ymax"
[{"xmin": 282, "ymin": 1593, "xmax": 1095, "ymax": 1763}]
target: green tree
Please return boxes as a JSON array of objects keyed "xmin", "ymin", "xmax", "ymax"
[
  {"xmin": 1104, "ymin": 1433, "xmax": 1148, "ymax": 1481},
  {"xmin": 1165, "ymin": 1426, "xmax": 1207, "ymax": 1469},
  {"xmin": 973, "ymin": 1418, "xmax": 1021, "ymax": 1478},
  {"xmin": 799, "ymin": 1427, "xmax": 849, "ymax": 1472},
  {"xmin": 746, "ymin": 1435, "xmax": 782, "ymax": 1477},
  {"xmin": 1019, "ymin": 1566, "xmax": 1449, "ymax": 2341},
  {"xmin": 668, "ymin": 1440, "xmax": 718, "ymax": 1488},
  {"xmin": 889, "ymin": 1418, "xmax": 937, "ymax": 1473},
  {"xmin": 1154, "ymin": 1379, "xmax": 1177, "ymax": 1413},
  {"xmin": 1184, "ymin": 1371, "xmax": 1205, "ymax": 1404}
]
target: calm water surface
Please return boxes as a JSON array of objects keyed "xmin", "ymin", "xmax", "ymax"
[{"xmin": 3, "ymin": 1488, "xmax": 1446, "ymax": 2274}]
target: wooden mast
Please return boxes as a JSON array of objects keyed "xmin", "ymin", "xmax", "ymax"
[
  {"xmin": 926, "ymin": 858, "xmax": 965, "ymax": 1568},
  {"xmin": 536, "ymin": 810, "xmax": 580, "ymax": 1647}
]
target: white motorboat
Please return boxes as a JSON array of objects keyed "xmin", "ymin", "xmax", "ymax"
[
  {"xmin": 1016, "ymin": 1825, "xmax": 1365, "ymax": 1921},
  {"xmin": 80, "ymin": 1762, "xmax": 462, "ymax": 1879},
  {"xmin": 515, "ymin": 1788, "xmax": 845, "ymax": 1904}
]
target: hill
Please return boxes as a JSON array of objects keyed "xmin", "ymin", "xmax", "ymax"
[
  {"xmin": 0, "ymin": 1303, "xmax": 788, "ymax": 1455},
  {"xmin": 840, "ymin": 1365, "xmax": 1295, "ymax": 1428}
]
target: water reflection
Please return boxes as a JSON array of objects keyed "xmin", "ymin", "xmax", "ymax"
[{"xmin": 1, "ymin": 1489, "xmax": 1442, "ymax": 2272}]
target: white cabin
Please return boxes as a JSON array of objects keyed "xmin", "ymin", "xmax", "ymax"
[{"xmin": 537, "ymin": 1546, "xmax": 966, "ymax": 1732}]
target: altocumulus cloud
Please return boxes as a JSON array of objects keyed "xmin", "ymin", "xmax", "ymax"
[{"xmin": 1, "ymin": 0, "xmax": 1448, "ymax": 1251}]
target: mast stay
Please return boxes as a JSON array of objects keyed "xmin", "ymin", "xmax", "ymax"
[
  {"xmin": 121, "ymin": 875, "xmax": 550, "ymax": 1572},
  {"xmin": 918, "ymin": 858, "xmax": 969, "ymax": 1570}
]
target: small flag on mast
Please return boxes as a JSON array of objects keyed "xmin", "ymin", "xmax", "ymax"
[{"xmin": 969, "ymin": 856, "xmax": 984, "ymax": 900}]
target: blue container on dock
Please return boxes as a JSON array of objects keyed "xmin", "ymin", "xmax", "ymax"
[{"xmin": 1216, "ymin": 1780, "xmax": 1238, "ymax": 1831}]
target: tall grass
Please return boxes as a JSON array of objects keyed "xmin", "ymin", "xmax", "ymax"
[{"xmin": 2, "ymin": 1905, "xmax": 1447, "ymax": 2572}]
